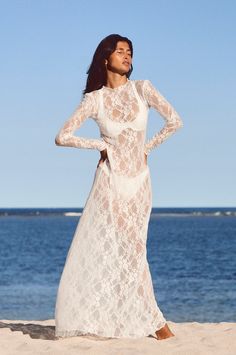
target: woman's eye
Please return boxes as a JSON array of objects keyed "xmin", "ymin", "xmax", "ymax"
[{"xmin": 116, "ymin": 51, "xmax": 131, "ymax": 56}]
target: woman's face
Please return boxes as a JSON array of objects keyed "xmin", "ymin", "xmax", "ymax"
[{"xmin": 106, "ymin": 41, "xmax": 132, "ymax": 74}]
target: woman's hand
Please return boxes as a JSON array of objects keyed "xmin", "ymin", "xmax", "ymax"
[{"xmin": 97, "ymin": 149, "xmax": 108, "ymax": 168}]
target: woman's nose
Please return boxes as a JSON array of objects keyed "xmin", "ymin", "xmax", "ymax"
[{"xmin": 124, "ymin": 53, "xmax": 130, "ymax": 61}]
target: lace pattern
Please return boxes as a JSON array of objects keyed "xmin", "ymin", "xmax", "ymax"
[
  {"xmin": 54, "ymin": 78, "xmax": 183, "ymax": 338},
  {"xmin": 141, "ymin": 80, "xmax": 183, "ymax": 155},
  {"xmin": 55, "ymin": 92, "xmax": 107, "ymax": 151}
]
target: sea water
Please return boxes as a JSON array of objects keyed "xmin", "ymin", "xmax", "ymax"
[{"xmin": 0, "ymin": 207, "xmax": 235, "ymax": 322}]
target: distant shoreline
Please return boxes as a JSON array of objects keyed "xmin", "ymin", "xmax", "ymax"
[{"xmin": 0, "ymin": 207, "xmax": 236, "ymax": 217}]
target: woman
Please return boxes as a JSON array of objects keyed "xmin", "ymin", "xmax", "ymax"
[{"xmin": 54, "ymin": 33, "xmax": 183, "ymax": 340}]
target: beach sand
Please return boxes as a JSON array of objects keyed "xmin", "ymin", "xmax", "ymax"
[{"xmin": 0, "ymin": 319, "xmax": 235, "ymax": 355}]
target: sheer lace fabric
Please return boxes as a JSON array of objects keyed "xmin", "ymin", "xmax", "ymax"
[{"xmin": 54, "ymin": 79, "xmax": 183, "ymax": 338}]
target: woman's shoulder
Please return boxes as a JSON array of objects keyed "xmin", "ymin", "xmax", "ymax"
[
  {"xmin": 82, "ymin": 88, "xmax": 100, "ymax": 104},
  {"xmin": 131, "ymin": 79, "xmax": 153, "ymax": 100},
  {"xmin": 132, "ymin": 79, "xmax": 154, "ymax": 92},
  {"xmin": 83, "ymin": 88, "xmax": 99, "ymax": 97},
  {"xmin": 132, "ymin": 78, "xmax": 153, "ymax": 87},
  {"xmin": 79, "ymin": 89, "xmax": 99, "ymax": 116}
]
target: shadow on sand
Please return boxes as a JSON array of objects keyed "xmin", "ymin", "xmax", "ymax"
[
  {"xmin": 0, "ymin": 321, "xmax": 158, "ymax": 342},
  {"xmin": 0, "ymin": 321, "xmax": 57, "ymax": 340}
]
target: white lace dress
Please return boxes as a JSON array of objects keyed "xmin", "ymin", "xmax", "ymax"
[{"xmin": 54, "ymin": 79, "xmax": 183, "ymax": 338}]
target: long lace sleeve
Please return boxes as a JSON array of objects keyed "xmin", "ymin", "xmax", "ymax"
[
  {"xmin": 55, "ymin": 92, "xmax": 107, "ymax": 151},
  {"xmin": 142, "ymin": 80, "xmax": 183, "ymax": 155}
]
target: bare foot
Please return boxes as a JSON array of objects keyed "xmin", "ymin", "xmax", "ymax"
[{"xmin": 155, "ymin": 323, "xmax": 175, "ymax": 340}]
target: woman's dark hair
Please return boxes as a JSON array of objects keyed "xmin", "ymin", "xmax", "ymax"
[{"xmin": 83, "ymin": 34, "xmax": 133, "ymax": 95}]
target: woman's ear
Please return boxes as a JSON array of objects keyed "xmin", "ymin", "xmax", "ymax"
[{"xmin": 105, "ymin": 59, "xmax": 108, "ymax": 65}]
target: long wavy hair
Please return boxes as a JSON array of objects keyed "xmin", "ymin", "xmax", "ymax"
[{"xmin": 83, "ymin": 34, "xmax": 133, "ymax": 95}]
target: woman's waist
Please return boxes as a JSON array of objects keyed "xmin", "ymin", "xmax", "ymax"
[
  {"xmin": 100, "ymin": 155, "xmax": 148, "ymax": 178},
  {"xmin": 101, "ymin": 130, "xmax": 146, "ymax": 148}
]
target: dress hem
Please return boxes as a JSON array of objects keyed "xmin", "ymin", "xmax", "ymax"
[{"xmin": 55, "ymin": 319, "xmax": 167, "ymax": 339}]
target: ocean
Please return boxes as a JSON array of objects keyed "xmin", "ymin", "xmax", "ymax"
[{"xmin": 0, "ymin": 207, "xmax": 235, "ymax": 322}]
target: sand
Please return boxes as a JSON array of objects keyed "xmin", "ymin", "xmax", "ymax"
[{"xmin": 0, "ymin": 319, "xmax": 235, "ymax": 355}]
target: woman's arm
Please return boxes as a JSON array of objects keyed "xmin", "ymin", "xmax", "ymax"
[
  {"xmin": 55, "ymin": 92, "xmax": 107, "ymax": 151},
  {"xmin": 142, "ymin": 80, "xmax": 183, "ymax": 155}
]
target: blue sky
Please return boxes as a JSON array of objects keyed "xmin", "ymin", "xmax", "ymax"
[{"xmin": 0, "ymin": 0, "xmax": 235, "ymax": 208}]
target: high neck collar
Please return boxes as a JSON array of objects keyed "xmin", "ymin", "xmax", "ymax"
[{"xmin": 102, "ymin": 79, "xmax": 130, "ymax": 91}]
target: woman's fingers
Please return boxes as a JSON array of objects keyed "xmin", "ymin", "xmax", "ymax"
[
  {"xmin": 100, "ymin": 148, "xmax": 107, "ymax": 160},
  {"xmin": 97, "ymin": 157, "xmax": 107, "ymax": 168},
  {"xmin": 97, "ymin": 158, "xmax": 102, "ymax": 168},
  {"xmin": 144, "ymin": 153, "xmax": 148, "ymax": 165}
]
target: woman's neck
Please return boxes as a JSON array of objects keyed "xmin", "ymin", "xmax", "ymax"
[{"xmin": 105, "ymin": 73, "xmax": 128, "ymax": 89}]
